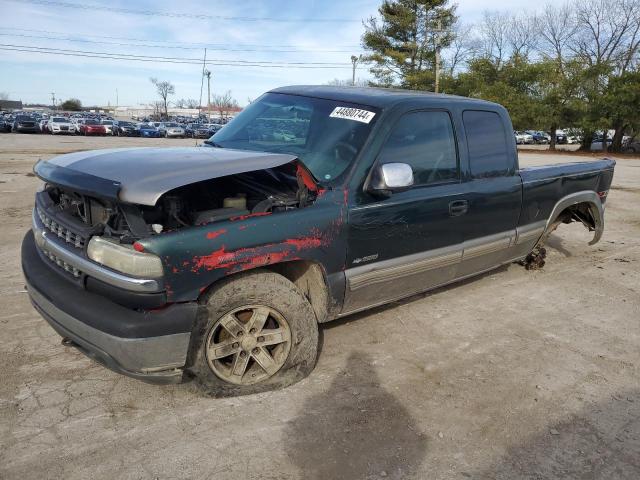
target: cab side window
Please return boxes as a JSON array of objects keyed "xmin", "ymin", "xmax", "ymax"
[
  {"xmin": 378, "ymin": 111, "xmax": 458, "ymax": 185},
  {"xmin": 463, "ymin": 110, "xmax": 512, "ymax": 178}
]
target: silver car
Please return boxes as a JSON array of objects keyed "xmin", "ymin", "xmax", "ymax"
[
  {"xmin": 159, "ymin": 122, "xmax": 186, "ymax": 138},
  {"xmin": 49, "ymin": 117, "xmax": 75, "ymax": 135}
]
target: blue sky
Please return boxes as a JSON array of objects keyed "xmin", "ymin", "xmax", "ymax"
[{"xmin": 0, "ymin": 0, "xmax": 534, "ymax": 107}]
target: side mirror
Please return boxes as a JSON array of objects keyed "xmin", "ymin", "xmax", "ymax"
[{"xmin": 367, "ymin": 163, "xmax": 414, "ymax": 196}]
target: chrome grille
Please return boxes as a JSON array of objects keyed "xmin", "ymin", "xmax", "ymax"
[
  {"xmin": 40, "ymin": 247, "xmax": 82, "ymax": 278},
  {"xmin": 36, "ymin": 207, "xmax": 86, "ymax": 248}
]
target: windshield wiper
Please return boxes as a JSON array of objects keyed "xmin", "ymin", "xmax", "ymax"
[{"xmin": 203, "ymin": 140, "xmax": 224, "ymax": 148}]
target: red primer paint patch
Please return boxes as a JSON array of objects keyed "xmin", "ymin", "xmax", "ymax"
[
  {"xmin": 192, "ymin": 234, "xmax": 324, "ymax": 273},
  {"xmin": 133, "ymin": 242, "xmax": 145, "ymax": 252},
  {"xmin": 230, "ymin": 212, "xmax": 272, "ymax": 222},
  {"xmin": 206, "ymin": 228, "xmax": 227, "ymax": 239},
  {"xmin": 296, "ymin": 164, "xmax": 319, "ymax": 192},
  {"xmin": 284, "ymin": 236, "xmax": 322, "ymax": 250}
]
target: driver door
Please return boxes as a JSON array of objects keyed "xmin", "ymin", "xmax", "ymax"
[{"xmin": 343, "ymin": 110, "xmax": 468, "ymax": 314}]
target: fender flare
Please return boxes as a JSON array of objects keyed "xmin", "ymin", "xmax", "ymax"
[{"xmin": 543, "ymin": 190, "xmax": 604, "ymax": 246}]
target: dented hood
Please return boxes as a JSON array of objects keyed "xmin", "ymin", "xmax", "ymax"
[{"xmin": 34, "ymin": 147, "xmax": 303, "ymax": 206}]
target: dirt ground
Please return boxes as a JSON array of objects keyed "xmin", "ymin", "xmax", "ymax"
[{"xmin": 0, "ymin": 133, "xmax": 638, "ymax": 480}]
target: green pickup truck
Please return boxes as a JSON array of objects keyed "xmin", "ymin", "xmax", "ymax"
[{"xmin": 23, "ymin": 86, "xmax": 615, "ymax": 396}]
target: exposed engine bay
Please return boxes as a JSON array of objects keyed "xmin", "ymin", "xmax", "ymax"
[{"xmin": 40, "ymin": 163, "xmax": 317, "ymax": 244}]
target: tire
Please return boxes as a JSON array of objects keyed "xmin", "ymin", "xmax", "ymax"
[{"xmin": 187, "ymin": 270, "xmax": 319, "ymax": 397}]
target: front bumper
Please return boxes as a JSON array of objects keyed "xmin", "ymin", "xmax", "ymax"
[{"xmin": 22, "ymin": 231, "xmax": 198, "ymax": 384}]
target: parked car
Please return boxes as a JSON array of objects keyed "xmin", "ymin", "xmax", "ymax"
[
  {"xmin": 590, "ymin": 136, "xmax": 613, "ymax": 151},
  {"xmin": 137, "ymin": 124, "xmax": 162, "ymax": 138},
  {"xmin": 623, "ymin": 139, "xmax": 640, "ymax": 153},
  {"xmin": 158, "ymin": 122, "xmax": 186, "ymax": 138},
  {"xmin": 23, "ymin": 86, "xmax": 615, "ymax": 395},
  {"xmin": 77, "ymin": 119, "xmax": 107, "ymax": 136},
  {"xmin": 184, "ymin": 123, "xmax": 198, "ymax": 138},
  {"xmin": 0, "ymin": 114, "xmax": 12, "ymax": 132},
  {"xmin": 48, "ymin": 117, "xmax": 75, "ymax": 135},
  {"xmin": 554, "ymin": 130, "xmax": 568, "ymax": 144},
  {"xmin": 100, "ymin": 120, "xmax": 114, "ymax": 135},
  {"xmin": 12, "ymin": 115, "xmax": 38, "ymax": 133},
  {"xmin": 38, "ymin": 119, "xmax": 50, "ymax": 133},
  {"xmin": 525, "ymin": 130, "xmax": 549, "ymax": 144},
  {"xmin": 112, "ymin": 120, "xmax": 138, "ymax": 136},
  {"xmin": 192, "ymin": 124, "xmax": 212, "ymax": 139},
  {"xmin": 514, "ymin": 131, "xmax": 533, "ymax": 144}
]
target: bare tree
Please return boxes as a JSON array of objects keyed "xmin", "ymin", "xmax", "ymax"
[
  {"xmin": 185, "ymin": 98, "xmax": 200, "ymax": 109},
  {"xmin": 571, "ymin": 0, "xmax": 639, "ymax": 66},
  {"xmin": 0, "ymin": 92, "xmax": 9, "ymax": 100},
  {"xmin": 479, "ymin": 10, "xmax": 511, "ymax": 66},
  {"xmin": 174, "ymin": 98, "xmax": 186, "ymax": 108},
  {"xmin": 211, "ymin": 90, "xmax": 239, "ymax": 120},
  {"xmin": 150, "ymin": 77, "xmax": 175, "ymax": 119},
  {"xmin": 443, "ymin": 23, "xmax": 479, "ymax": 74},
  {"xmin": 538, "ymin": 2, "xmax": 579, "ymax": 66},
  {"xmin": 149, "ymin": 101, "xmax": 164, "ymax": 120},
  {"xmin": 506, "ymin": 13, "xmax": 540, "ymax": 59}
]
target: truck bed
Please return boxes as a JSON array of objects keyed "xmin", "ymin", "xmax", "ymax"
[{"xmin": 518, "ymin": 158, "xmax": 615, "ymax": 227}]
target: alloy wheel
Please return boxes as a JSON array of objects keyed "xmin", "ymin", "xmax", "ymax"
[{"xmin": 205, "ymin": 305, "xmax": 292, "ymax": 385}]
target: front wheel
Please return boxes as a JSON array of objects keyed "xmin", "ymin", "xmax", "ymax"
[{"xmin": 187, "ymin": 270, "xmax": 319, "ymax": 397}]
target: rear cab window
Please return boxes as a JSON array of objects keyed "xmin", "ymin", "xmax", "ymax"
[
  {"xmin": 463, "ymin": 110, "xmax": 513, "ymax": 178},
  {"xmin": 377, "ymin": 110, "xmax": 459, "ymax": 186}
]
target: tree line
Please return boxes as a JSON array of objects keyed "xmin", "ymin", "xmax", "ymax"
[{"xmin": 362, "ymin": 0, "xmax": 640, "ymax": 151}]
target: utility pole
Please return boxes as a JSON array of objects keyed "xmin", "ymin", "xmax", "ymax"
[
  {"xmin": 351, "ymin": 55, "xmax": 358, "ymax": 86},
  {"xmin": 434, "ymin": 18, "xmax": 442, "ymax": 94},
  {"xmin": 116, "ymin": 88, "xmax": 119, "ymax": 109},
  {"xmin": 204, "ymin": 69, "xmax": 212, "ymax": 122},
  {"xmin": 198, "ymin": 48, "xmax": 207, "ymax": 122},
  {"xmin": 50, "ymin": 92, "xmax": 56, "ymax": 111}
]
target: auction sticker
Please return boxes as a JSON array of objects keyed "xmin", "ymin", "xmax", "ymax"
[{"xmin": 329, "ymin": 106, "xmax": 376, "ymax": 124}]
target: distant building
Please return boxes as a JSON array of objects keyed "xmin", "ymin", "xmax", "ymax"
[{"xmin": 0, "ymin": 100, "xmax": 23, "ymax": 110}]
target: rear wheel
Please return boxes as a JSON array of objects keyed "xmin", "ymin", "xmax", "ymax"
[{"xmin": 187, "ymin": 270, "xmax": 319, "ymax": 397}]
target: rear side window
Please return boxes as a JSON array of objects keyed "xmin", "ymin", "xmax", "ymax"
[
  {"xmin": 378, "ymin": 110, "xmax": 458, "ymax": 185},
  {"xmin": 463, "ymin": 110, "xmax": 511, "ymax": 178}
]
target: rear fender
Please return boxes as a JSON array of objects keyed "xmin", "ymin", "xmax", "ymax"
[{"xmin": 541, "ymin": 191, "xmax": 604, "ymax": 246}]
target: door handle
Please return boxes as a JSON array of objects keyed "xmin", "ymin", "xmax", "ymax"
[{"xmin": 449, "ymin": 200, "xmax": 468, "ymax": 217}]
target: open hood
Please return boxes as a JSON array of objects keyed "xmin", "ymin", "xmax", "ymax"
[{"xmin": 34, "ymin": 147, "xmax": 315, "ymax": 206}]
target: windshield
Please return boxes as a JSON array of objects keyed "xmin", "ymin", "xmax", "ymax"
[
  {"xmin": 101, "ymin": 120, "xmax": 113, "ymax": 125},
  {"xmin": 165, "ymin": 123, "xmax": 179, "ymax": 127},
  {"xmin": 85, "ymin": 119, "xmax": 100, "ymax": 125},
  {"xmin": 209, "ymin": 92, "xmax": 379, "ymax": 183},
  {"xmin": 52, "ymin": 117, "xmax": 66, "ymax": 122}
]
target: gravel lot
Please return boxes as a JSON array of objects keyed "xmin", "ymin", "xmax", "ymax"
[{"xmin": 1, "ymin": 134, "xmax": 638, "ymax": 480}]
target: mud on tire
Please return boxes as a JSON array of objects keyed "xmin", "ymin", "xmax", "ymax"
[{"xmin": 186, "ymin": 270, "xmax": 319, "ymax": 397}]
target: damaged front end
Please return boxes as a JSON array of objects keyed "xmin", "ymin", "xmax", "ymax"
[{"xmin": 32, "ymin": 152, "xmax": 325, "ymax": 296}]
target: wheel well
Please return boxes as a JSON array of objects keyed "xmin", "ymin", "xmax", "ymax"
[
  {"xmin": 540, "ymin": 198, "xmax": 603, "ymax": 247},
  {"xmin": 555, "ymin": 202, "xmax": 597, "ymax": 230},
  {"xmin": 265, "ymin": 261, "xmax": 330, "ymax": 323}
]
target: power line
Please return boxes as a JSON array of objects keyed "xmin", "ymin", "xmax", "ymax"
[
  {"xmin": 0, "ymin": 28, "xmax": 362, "ymax": 49},
  {"xmin": 0, "ymin": 45, "xmax": 360, "ymax": 69},
  {"xmin": 9, "ymin": 0, "xmax": 361, "ymax": 23},
  {"xmin": 0, "ymin": 43, "xmax": 353, "ymax": 66},
  {"xmin": 0, "ymin": 32, "xmax": 363, "ymax": 54}
]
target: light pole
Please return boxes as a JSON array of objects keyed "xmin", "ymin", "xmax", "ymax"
[{"xmin": 351, "ymin": 55, "xmax": 358, "ymax": 86}]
